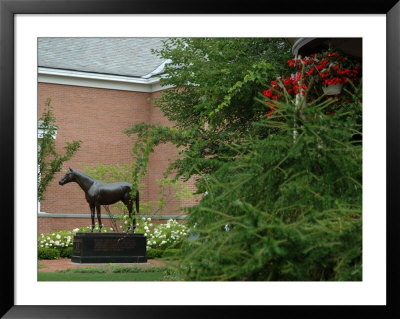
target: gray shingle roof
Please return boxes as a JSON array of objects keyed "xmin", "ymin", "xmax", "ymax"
[{"xmin": 38, "ymin": 38, "xmax": 167, "ymax": 78}]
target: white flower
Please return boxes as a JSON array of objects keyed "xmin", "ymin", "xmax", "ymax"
[
  {"xmin": 73, "ymin": 228, "xmax": 79, "ymax": 233},
  {"xmin": 40, "ymin": 245, "xmax": 43, "ymax": 248},
  {"xmin": 49, "ymin": 244, "xmax": 52, "ymax": 247},
  {"xmin": 142, "ymin": 217, "xmax": 146, "ymax": 221},
  {"xmin": 50, "ymin": 240, "xmax": 54, "ymax": 244},
  {"xmin": 67, "ymin": 236, "xmax": 71, "ymax": 240},
  {"xmin": 144, "ymin": 226, "xmax": 148, "ymax": 230},
  {"xmin": 61, "ymin": 243, "xmax": 64, "ymax": 247},
  {"xmin": 104, "ymin": 230, "xmax": 107, "ymax": 232},
  {"xmin": 120, "ymin": 226, "xmax": 122, "ymax": 228},
  {"xmin": 52, "ymin": 233, "xmax": 55, "ymax": 236},
  {"xmin": 124, "ymin": 221, "xmax": 128, "ymax": 224},
  {"xmin": 55, "ymin": 241, "xmax": 60, "ymax": 246},
  {"xmin": 109, "ymin": 228, "xmax": 113, "ymax": 230},
  {"xmin": 56, "ymin": 234, "xmax": 61, "ymax": 239},
  {"xmin": 161, "ymin": 240, "xmax": 167, "ymax": 245},
  {"xmin": 45, "ymin": 243, "xmax": 48, "ymax": 246},
  {"xmin": 47, "ymin": 237, "xmax": 50, "ymax": 240},
  {"xmin": 149, "ymin": 223, "xmax": 153, "ymax": 227}
]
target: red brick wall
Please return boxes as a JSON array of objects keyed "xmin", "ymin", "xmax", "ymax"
[{"xmin": 38, "ymin": 83, "xmax": 199, "ymax": 233}]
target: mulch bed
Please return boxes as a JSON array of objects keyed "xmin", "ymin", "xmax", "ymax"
[{"xmin": 38, "ymin": 258, "xmax": 166, "ymax": 272}]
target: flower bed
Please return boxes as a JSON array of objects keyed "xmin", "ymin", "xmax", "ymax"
[{"xmin": 38, "ymin": 217, "xmax": 189, "ymax": 259}]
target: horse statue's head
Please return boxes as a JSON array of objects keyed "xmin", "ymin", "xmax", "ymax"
[{"xmin": 59, "ymin": 168, "xmax": 75, "ymax": 186}]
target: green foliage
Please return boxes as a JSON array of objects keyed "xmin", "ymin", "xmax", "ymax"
[
  {"xmin": 153, "ymin": 38, "xmax": 291, "ymax": 130},
  {"xmin": 38, "ymin": 98, "xmax": 81, "ymax": 201},
  {"xmin": 177, "ymin": 83, "xmax": 362, "ymax": 281},
  {"xmin": 38, "ymin": 248, "xmax": 60, "ymax": 260},
  {"xmin": 146, "ymin": 248, "xmax": 180, "ymax": 259},
  {"xmin": 125, "ymin": 38, "xmax": 292, "ymax": 183},
  {"xmin": 60, "ymin": 247, "xmax": 74, "ymax": 258}
]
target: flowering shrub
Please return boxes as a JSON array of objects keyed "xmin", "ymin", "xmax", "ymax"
[
  {"xmin": 38, "ymin": 230, "xmax": 75, "ymax": 250},
  {"xmin": 135, "ymin": 217, "xmax": 188, "ymax": 251},
  {"xmin": 38, "ymin": 219, "xmax": 188, "ymax": 259},
  {"xmin": 37, "ymin": 226, "xmax": 114, "ymax": 259},
  {"xmin": 263, "ymin": 49, "xmax": 361, "ymax": 117}
]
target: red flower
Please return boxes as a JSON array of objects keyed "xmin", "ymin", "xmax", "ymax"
[
  {"xmin": 263, "ymin": 89, "xmax": 272, "ymax": 98},
  {"xmin": 288, "ymin": 59, "xmax": 296, "ymax": 67},
  {"xmin": 284, "ymin": 77, "xmax": 292, "ymax": 86}
]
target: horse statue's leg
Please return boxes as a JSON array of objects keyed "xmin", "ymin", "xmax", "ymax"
[
  {"xmin": 89, "ymin": 204, "xmax": 95, "ymax": 232},
  {"xmin": 96, "ymin": 205, "xmax": 102, "ymax": 232}
]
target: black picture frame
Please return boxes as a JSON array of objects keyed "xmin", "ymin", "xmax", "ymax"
[{"xmin": 1, "ymin": 1, "xmax": 399, "ymax": 318}]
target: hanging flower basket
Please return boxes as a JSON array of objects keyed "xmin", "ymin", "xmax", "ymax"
[{"xmin": 322, "ymin": 83, "xmax": 343, "ymax": 95}]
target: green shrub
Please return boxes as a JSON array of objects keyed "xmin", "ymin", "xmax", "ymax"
[
  {"xmin": 146, "ymin": 248, "xmax": 180, "ymax": 259},
  {"xmin": 178, "ymin": 82, "xmax": 362, "ymax": 281},
  {"xmin": 147, "ymin": 249, "xmax": 164, "ymax": 259},
  {"xmin": 60, "ymin": 247, "xmax": 74, "ymax": 258},
  {"xmin": 38, "ymin": 248, "xmax": 60, "ymax": 260}
]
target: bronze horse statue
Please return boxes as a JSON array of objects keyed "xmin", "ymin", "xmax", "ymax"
[{"xmin": 59, "ymin": 168, "xmax": 139, "ymax": 233}]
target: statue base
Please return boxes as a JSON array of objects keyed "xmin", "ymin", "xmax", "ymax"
[{"xmin": 71, "ymin": 232, "xmax": 147, "ymax": 263}]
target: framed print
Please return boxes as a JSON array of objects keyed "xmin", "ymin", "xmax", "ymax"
[{"xmin": 1, "ymin": 0, "xmax": 399, "ymax": 318}]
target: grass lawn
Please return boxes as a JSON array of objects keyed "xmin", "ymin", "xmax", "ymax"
[
  {"xmin": 38, "ymin": 265, "xmax": 169, "ymax": 281},
  {"xmin": 38, "ymin": 271, "xmax": 165, "ymax": 281}
]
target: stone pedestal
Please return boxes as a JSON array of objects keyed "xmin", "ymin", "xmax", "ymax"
[{"xmin": 72, "ymin": 233, "xmax": 147, "ymax": 263}]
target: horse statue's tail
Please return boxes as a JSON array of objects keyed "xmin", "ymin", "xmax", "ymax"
[{"xmin": 135, "ymin": 189, "xmax": 139, "ymax": 215}]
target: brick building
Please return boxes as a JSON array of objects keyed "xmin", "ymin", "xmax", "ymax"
[{"xmin": 38, "ymin": 38, "xmax": 198, "ymax": 233}]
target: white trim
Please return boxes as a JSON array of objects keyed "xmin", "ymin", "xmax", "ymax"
[
  {"xmin": 38, "ymin": 67, "xmax": 173, "ymax": 93},
  {"xmin": 141, "ymin": 59, "xmax": 172, "ymax": 79}
]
